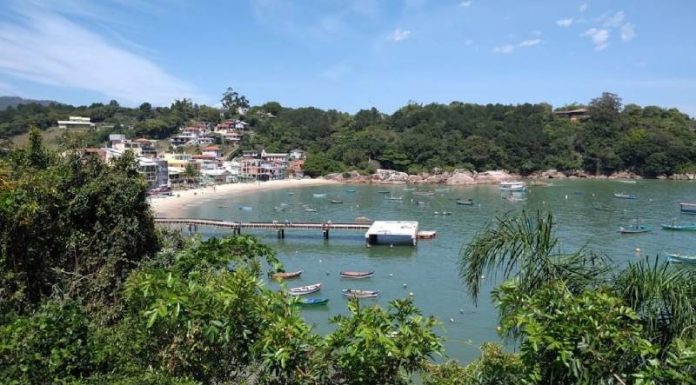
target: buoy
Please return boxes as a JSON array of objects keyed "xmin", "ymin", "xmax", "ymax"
[
  {"xmin": 449, "ymin": 318, "xmax": 455, "ymax": 323},
  {"xmin": 409, "ymin": 292, "xmax": 414, "ymax": 296},
  {"xmin": 480, "ymin": 274, "xmax": 485, "ymax": 279},
  {"xmin": 565, "ymin": 195, "xmax": 568, "ymax": 199},
  {"xmin": 403, "ymin": 283, "xmax": 407, "ymax": 288},
  {"xmin": 389, "ymin": 273, "xmax": 393, "ymax": 277},
  {"xmin": 635, "ymin": 247, "xmax": 641, "ymax": 252},
  {"xmin": 459, "ymin": 309, "xmax": 464, "ymax": 314},
  {"xmin": 390, "ymin": 244, "xmax": 394, "ymax": 248},
  {"xmin": 326, "ymin": 272, "xmax": 330, "ymax": 275},
  {"xmin": 319, "ymin": 259, "xmax": 322, "ymax": 263}
]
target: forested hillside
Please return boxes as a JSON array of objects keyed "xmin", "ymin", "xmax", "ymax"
[{"xmin": 1, "ymin": 92, "xmax": 694, "ymax": 177}]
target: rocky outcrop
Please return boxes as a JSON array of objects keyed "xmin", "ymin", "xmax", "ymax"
[
  {"xmin": 371, "ymin": 169, "xmax": 409, "ymax": 184},
  {"xmin": 445, "ymin": 170, "xmax": 476, "ymax": 185},
  {"xmin": 669, "ymin": 173, "xmax": 696, "ymax": 180}
]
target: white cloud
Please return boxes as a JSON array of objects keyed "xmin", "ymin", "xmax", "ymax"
[
  {"xmin": 518, "ymin": 38, "xmax": 541, "ymax": 47},
  {"xmin": 492, "ymin": 38, "xmax": 542, "ymax": 54},
  {"xmin": 581, "ymin": 28, "xmax": 610, "ymax": 51},
  {"xmin": 556, "ymin": 18, "xmax": 573, "ymax": 27},
  {"xmin": 459, "ymin": 1, "xmax": 473, "ymax": 7},
  {"xmin": 0, "ymin": 5, "xmax": 204, "ymax": 106},
  {"xmin": 493, "ymin": 44, "xmax": 515, "ymax": 54},
  {"xmin": 387, "ymin": 28, "xmax": 412, "ymax": 42},
  {"xmin": 602, "ymin": 11, "xmax": 625, "ymax": 28},
  {"xmin": 579, "ymin": 3, "xmax": 588, "ymax": 12},
  {"xmin": 621, "ymin": 22, "xmax": 636, "ymax": 41}
]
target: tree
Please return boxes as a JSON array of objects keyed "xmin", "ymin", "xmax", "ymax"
[
  {"xmin": 424, "ymin": 343, "xmax": 524, "ymax": 385},
  {"xmin": 221, "ymin": 87, "xmax": 250, "ymax": 118},
  {"xmin": 182, "ymin": 163, "xmax": 200, "ymax": 185}
]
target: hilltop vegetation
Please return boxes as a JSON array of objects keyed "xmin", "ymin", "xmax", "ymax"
[{"xmin": 1, "ymin": 92, "xmax": 695, "ymax": 177}]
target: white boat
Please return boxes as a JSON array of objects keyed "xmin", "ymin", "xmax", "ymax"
[
  {"xmin": 288, "ymin": 283, "xmax": 322, "ymax": 296},
  {"xmin": 499, "ymin": 181, "xmax": 527, "ymax": 191},
  {"xmin": 313, "ymin": 193, "xmax": 327, "ymax": 198}
]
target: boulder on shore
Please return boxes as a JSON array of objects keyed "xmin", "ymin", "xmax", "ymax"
[
  {"xmin": 474, "ymin": 170, "xmax": 517, "ymax": 184},
  {"xmin": 446, "ymin": 171, "xmax": 475, "ymax": 185}
]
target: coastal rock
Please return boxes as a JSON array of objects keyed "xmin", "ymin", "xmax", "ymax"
[
  {"xmin": 324, "ymin": 173, "xmax": 344, "ymax": 181},
  {"xmin": 474, "ymin": 170, "xmax": 517, "ymax": 184},
  {"xmin": 609, "ymin": 171, "xmax": 641, "ymax": 180},
  {"xmin": 670, "ymin": 173, "xmax": 696, "ymax": 180},
  {"xmin": 446, "ymin": 171, "xmax": 475, "ymax": 185},
  {"xmin": 424, "ymin": 174, "xmax": 447, "ymax": 184},
  {"xmin": 408, "ymin": 175, "xmax": 424, "ymax": 184},
  {"xmin": 535, "ymin": 169, "xmax": 567, "ymax": 179},
  {"xmin": 372, "ymin": 169, "xmax": 409, "ymax": 183}
]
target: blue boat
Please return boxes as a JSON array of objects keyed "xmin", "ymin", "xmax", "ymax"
[
  {"xmin": 297, "ymin": 298, "xmax": 330, "ymax": 306},
  {"xmin": 614, "ymin": 193, "xmax": 637, "ymax": 199}
]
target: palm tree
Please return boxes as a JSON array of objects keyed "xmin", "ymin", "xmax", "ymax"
[{"xmin": 458, "ymin": 210, "xmax": 609, "ymax": 305}]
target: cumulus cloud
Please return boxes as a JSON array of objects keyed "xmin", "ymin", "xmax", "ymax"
[
  {"xmin": 387, "ymin": 28, "xmax": 412, "ymax": 42},
  {"xmin": 493, "ymin": 38, "xmax": 542, "ymax": 54},
  {"xmin": 581, "ymin": 28, "xmax": 610, "ymax": 51},
  {"xmin": 556, "ymin": 18, "xmax": 573, "ymax": 27},
  {"xmin": 0, "ymin": 5, "xmax": 204, "ymax": 106},
  {"xmin": 621, "ymin": 22, "xmax": 636, "ymax": 41}
]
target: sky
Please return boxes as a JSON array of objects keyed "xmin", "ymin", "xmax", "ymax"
[{"xmin": 0, "ymin": 0, "xmax": 695, "ymax": 116}]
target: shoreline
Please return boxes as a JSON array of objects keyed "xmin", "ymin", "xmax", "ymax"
[{"xmin": 149, "ymin": 178, "xmax": 339, "ymax": 217}]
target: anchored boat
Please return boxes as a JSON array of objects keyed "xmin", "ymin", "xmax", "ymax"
[
  {"xmin": 340, "ymin": 271, "xmax": 374, "ymax": 279},
  {"xmin": 456, "ymin": 199, "xmax": 474, "ymax": 206},
  {"xmin": 666, "ymin": 253, "xmax": 696, "ymax": 264},
  {"xmin": 270, "ymin": 270, "xmax": 303, "ymax": 280},
  {"xmin": 297, "ymin": 298, "xmax": 330, "ymax": 306},
  {"xmin": 614, "ymin": 193, "xmax": 637, "ymax": 199},
  {"xmin": 618, "ymin": 224, "xmax": 651, "ymax": 234},
  {"xmin": 661, "ymin": 223, "xmax": 696, "ymax": 231},
  {"xmin": 288, "ymin": 283, "xmax": 321, "ymax": 296},
  {"xmin": 342, "ymin": 289, "xmax": 379, "ymax": 298}
]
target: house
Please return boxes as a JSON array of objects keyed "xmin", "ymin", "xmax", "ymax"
[
  {"xmin": 553, "ymin": 108, "xmax": 589, "ymax": 121},
  {"xmin": 289, "ymin": 149, "xmax": 305, "ymax": 160},
  {"xmin": 171, "ymin": 132, "xmax": 197, "ymax": 146},
  {"xmin": 162, "ymin": 153, "xmax": 193, "ymax": 168},
  {"xmin": 288, "ymin": 159, "xmax": 305, "ymax": 178},
  {"xmin": 201, "ymin": 145, "xmax": 222, "ymax": 159},
  {"xmin": 57, "ymin": 116, "xmax": 95, "ymax": 129},
  {"xmin": 261, "ymin": 150, "xmax": 288, "ymax": 163}
]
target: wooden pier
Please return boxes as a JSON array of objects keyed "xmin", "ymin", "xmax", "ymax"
[{"xmin": 155, "ymin": 217, "xmax": 371, "ymax": 239}]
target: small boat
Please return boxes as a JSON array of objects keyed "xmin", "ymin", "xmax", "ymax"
[
  {"xmin": 340, "ymin": 271, "xmax": 374, "ymax": 279},
  {"xmin": 499, "ymin": 181, "xmax": 527, "ymax": 191},
  {"xmin": 330, "ymin": 199, "xmax": 343, "ymax": 204},
  {"xmin": 435, "ymin": 188, "xmax": 450, "ymax": 192},
  {"xmin": 618, "ymin": 224, "xmax": 651, "ymax": 234},
  {"xmin": 288, "ymin": 283, "xmax": 322, "ymax": 296},
  {"xmin": 305, "ymin": 208, "xmax": 318, "ymax": 212},
  {"xmin": 386, "ymin": 196, "xmax": 403, "ymax": 200},
  {"xmin": 287, "ymin": 192, "xmax": 295, "ymax": 195},
  {"xmin": 666, "ymin": 253, "xmax": 696, "ymax": 264},
  {"xmin": 342, "ymin": 289, "xmax": 379, "ymax": 298},
  {"xmin": 239, "ymin": 206, "xmax": 253, "ymax": 211},
  {"xmin": 618, "ymin": 180, "xmax": 637, "ymax": 184},
  {"xmin": 441, "ymin": 211, "xmax": 453, "ymax": 215},
  {"xmin": 417, "ymin": 230, "xmax": 437, "ymax": 239},
  {"xmin": 345, "ymin": 188, "xmax": 356, "ymax": 193},
  {"xmin": 592, "ymin": 204, "xmax": 612, "ymax": 212},
  {"xmin": 680, "ymin": 203, "xmax": 696, "ymax": 214},
  {"xmin": 297, "ymin": 298, "xmax": 330, "ymax": 306},
  {"xmin": 661, "ymin": 223, "xmax": 696, "ymax": 231},
  {"xmin": 355, "ymin": 216, "xmax": 371, "ymax": 223},
  {"xmin": 377, "ymin": 191, "xmax": 391, "ymax": 194},
  {"xmin": 614, "ymin": 193, "xmax": 637, "ymax": 199},
  {"xmin": 313, "ymin": 193, "xmax": 327, "ymax": 198},
  {"xmin": 270, "ymin": 270, "xmax": 303, "ymax": 280},
  {"xmin": 456, "ymin": 199, "xmax": 474, "ymax": 206},
  {"xmin": 413, "ymin": 191, "xmax": 435, "ymax": 196}
]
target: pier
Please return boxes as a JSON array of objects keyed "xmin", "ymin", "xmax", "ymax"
[{"xmin": 154, "ymin": 218, "xmax": 432, "ymax": 245}]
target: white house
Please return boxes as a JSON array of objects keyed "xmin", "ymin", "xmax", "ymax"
[{"xmin": 57, "ymin": 116, "xmax": 95, "ymax": 129}]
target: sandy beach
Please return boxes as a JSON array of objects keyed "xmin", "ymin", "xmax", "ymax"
[{"xmin": 149, "ymin": 178, "xmax": 339, "ymax": 216}]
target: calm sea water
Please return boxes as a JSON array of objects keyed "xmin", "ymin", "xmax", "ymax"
[{"xmin": 177, "ymin": 180, "xmax": 696, "ymax": 363}]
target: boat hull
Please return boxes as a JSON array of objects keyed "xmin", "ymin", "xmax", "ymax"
[
  {"xmin": 340, "ymin": 271, "xmax": 374, "ymax": 279},
  {"xmin": 661, "ymin": 224, "xmax": 696, "ymax": 231},
  {"xmin": 667, "ymin": 254, "xmax": 696, "ymax": 264},
  {"xmin": 270, "ymin": 270, "xmax": 303, "ymax": 280},
  {"xmin": 297, "ymin": 298, "xmax": 329, "ymax": 306},
  {"xmin": 288, "ymin": 283, "xmax": 322, "ymax": 296}
]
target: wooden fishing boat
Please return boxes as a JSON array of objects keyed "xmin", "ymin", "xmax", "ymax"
[
  {"xmin": 340, "ymin": 271, "xmax": 374, "ymax": 279},
  {"xmin": 680, "ymin": 202, "xmax": 696, "ymax": 214},
  {"xmin": 297, "ymin": 298, "xmax": 330, "ymax": 306},
  {"xmin": 666, "ymin": 253, "xmax": 696, "ymax": 264},
  {"xmin": 305, "ymin": 208, "xmax": 318, "ymax": 212},
  {"xmin": 377, "ymin": 190, "xmax": 391, "ymax": 194},
  {"xmin": 661, "ymin": 223, "xmax": 696, "ymax": 231},
  {"xmin": 614, "ymin": 193, "xmax": 637, "ymax": 199},
  {"xmin": 288, "ymin": 283, "xmax": 321, "ymax": 296},
  {"xmin": 618, "ymin": 224, "xmax": 651, "ymax": 234},
  {"xmin": 330, "ymin": 199, "xmax": 343, "ymax": 204},
  {"xmin": 342, "ymin": 289, "xmax": 379, "ymax": 298},
  {"xmin": 456, "ymin": 199, "xmax": 474, "ymax": 206},
  {"xmin": 270, "ymin": 270, "xmax": 303, "ymax": 280}
]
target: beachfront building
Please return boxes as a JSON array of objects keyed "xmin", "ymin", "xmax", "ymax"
[
  {"xmin": 58, "ymin": 116, "xmax": 95, "ymax": 129},
  {"xmin": 162, "ymin": 153, "xmax": 193, "ymax": 168},
  {"xmin": 201, "ymin": 145, "xmax": 222, "ymax": 159},
  {"xmin": 289, "ymin": 148, "xmax": 305, "ymax": 160},
  {"xmin": 288, "ymin": 159, "xmax": 305, "ymax": 178}
]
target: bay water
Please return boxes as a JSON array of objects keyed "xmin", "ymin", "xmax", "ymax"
[{"xmin": 179, "ymin": 180, "xmax": 696, "ymax": 363}]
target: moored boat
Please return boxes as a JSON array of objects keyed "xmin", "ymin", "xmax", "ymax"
[
  {"xmin": 413, "ymin": 191, "xmax": 435, "ymax": 196},
  {"xmin": 270, "ymin": 270, "xmax": 303, "ymax": 280},
  {"xmin": 377, "ymin": 190, "xmax": 391, "ymax": 194},
  {"xmin": 313, "ymin": 193, "xmax": 327, "ymax": 198},
  {"xmin": 288, "ymin": 283, "xmax": 321, "ymax": 296},
  {"xmin": 456, "ymin": 199, "xmax": 474, "ymax": 206},
  {"xmin": 239, "ymin": 206, "xmax": 253, "ymax": 211},
  {"xmin": 330, "ymin": 199, "xmax": 343, "ymax": 204},
  {"xmin": 666, "ymin": 253, "xmax": 696, "ymax": 264},
  {"xmin": 618, "ymin": 224, "xmax": 651, "ymax": 234},
  {"xmin": 661, "ymin": 223, "xmax": 696, "ymax": 231},
  {"xmin": 386, "ymin": 196, "xmax": 403, "ymax": 200},
  {"xmin": 342, "ymin": 289, "xmax": 379, "ymax": 298},
  {"xmin": 499, "ymin": 181, "xmax": 527, "ymax": 191},
  {"xmin": 680, "ymin": 202, "xmax": 696, "ymax": 214},
  {"xmin": 340, "ymin": 271, "xmax": 374, "ymax": 279},
  {"xmin": 297, "ymin": 298, "xmax": 330, "ymax": 306},
  {"xmin": 614, "ymin": 193, "xmax": 637, "ymax": 199}
]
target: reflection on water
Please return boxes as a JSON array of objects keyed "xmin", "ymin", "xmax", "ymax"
[{"xmin": 181, "ymin": 180, "xmax": 696, "ymax": 363}]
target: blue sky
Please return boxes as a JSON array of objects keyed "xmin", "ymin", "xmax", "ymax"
[{"xmin": 1, "ymin": 0, "xmax": 695, "ymax": 116}]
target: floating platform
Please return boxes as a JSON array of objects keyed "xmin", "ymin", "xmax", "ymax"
[
  {"xmin": 417, "ymin": 230, "xmax": 437, "ymax": 240},
  {"xmin": 365, "ymin": 221, "xmax": 419, "ymax": 246}
]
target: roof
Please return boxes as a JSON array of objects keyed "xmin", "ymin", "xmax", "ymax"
[
  {"xmin": 366, "ymin": 221, "xmax": 418, "ymax": 236},
  {"xmin": 202, "ymin": 145, "xmax": 220, "ymax": 150}
]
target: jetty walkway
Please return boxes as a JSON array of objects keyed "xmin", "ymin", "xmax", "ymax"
[{"xmin": 155, "ymin": 217, "xmax": 371, "ymax": 239}]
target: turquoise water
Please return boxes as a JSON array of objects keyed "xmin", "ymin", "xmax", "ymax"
[{"xmin": 177, "ymin": 180, "xmax": 696, "ymax": 363}]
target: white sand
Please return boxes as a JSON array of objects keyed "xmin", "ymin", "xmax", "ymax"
[{"xmin": 149, "ymin": 178, "xmax": 340, "ymax": 217}]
